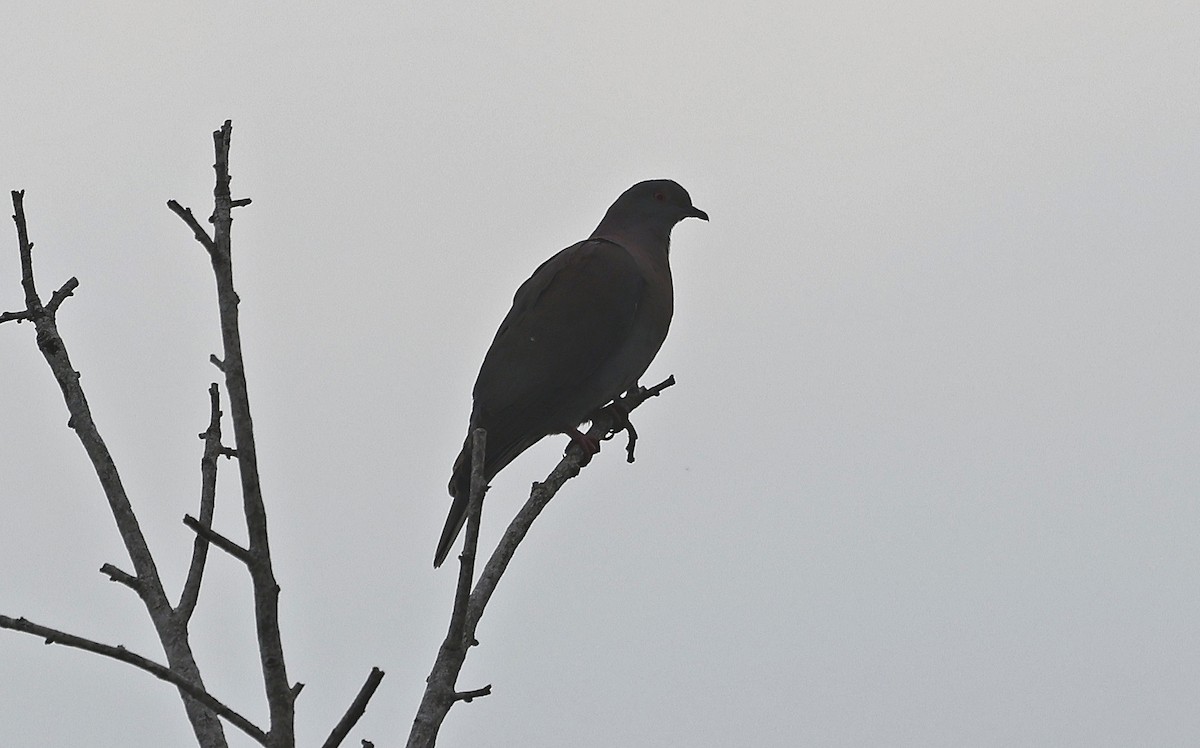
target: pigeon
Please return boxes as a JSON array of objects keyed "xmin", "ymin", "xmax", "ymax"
[{"xmin": 435, "ymin": 179, "xmax": 707, "ymax": 567}]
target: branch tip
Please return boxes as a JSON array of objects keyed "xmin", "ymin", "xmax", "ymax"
[
  {"xmin": 167, "ymin": 199, "xmax": 216, "ymax": 251},
  {"xmin": 99, "ymin": 563, "xmax": 140, "ymax": 592},
  {"xmin": 46, "ymin": 277, "xmax": 79, "ymax": 313},
  {"xmin": 320, "ymin": 667, "xmax": 385, "ymax": 748},
  {"xmin": 182, "ymin": 514, "xmax": 252, "ymax": 565},
  {"xmin": 453, "ymin": 685, "xmax": 492, "ymax": 703},
  {"xmin": 0, "ymin": 309, "xmax": 33, "ymax": 324}
]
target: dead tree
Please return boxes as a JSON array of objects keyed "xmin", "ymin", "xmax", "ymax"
[
  {"xmin": 2, "ymin": 120, "xmax": 674, "ymax": 747},
  {"xmin": 0, "ymin": 121, "xmax": 383, "ymax": 748}
]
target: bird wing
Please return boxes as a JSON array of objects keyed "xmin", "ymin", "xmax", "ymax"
[{"xmin": 472, "ymin": 238, "xmax": 646, "ymax": 473}]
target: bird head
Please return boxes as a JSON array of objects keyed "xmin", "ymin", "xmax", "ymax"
[{"xmin": 591, "ymin": 179, "xmax": 708, "ymax": 245}]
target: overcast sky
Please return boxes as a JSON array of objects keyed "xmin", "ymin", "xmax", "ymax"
[{"xmin": 2, "ymin": 2, "xmax": 1199, "ymax": 746}]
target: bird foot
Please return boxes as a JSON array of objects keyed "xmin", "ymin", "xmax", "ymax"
[
  {"xmin": 597, "ymin": 397, "xmax": 639, "ymax": 463},
  {"xmin": 566, "ymin": 427, "xmax": 602, "ymax": 466}
]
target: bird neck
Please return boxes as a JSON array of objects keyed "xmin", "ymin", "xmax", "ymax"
[{"xmin": 590, "ymin": 224, "xmax": 673, "ymax": 261}]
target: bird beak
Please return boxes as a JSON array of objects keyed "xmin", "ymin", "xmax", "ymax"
[{"xmin": 687, "ymin": 206, "xmax": 709, "ymax": 221}]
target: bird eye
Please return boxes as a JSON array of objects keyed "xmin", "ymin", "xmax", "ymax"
[{"xmin": 653, "ymin": 192, "xmax": 666, "ymax": 202}]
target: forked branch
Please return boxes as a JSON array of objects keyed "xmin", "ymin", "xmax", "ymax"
[
  {"xmin": 2, "ymin": 189, "xmax": 229, "ymax": 747},
  {"xmin": 408, "ymin": 378, "xmax": 675, "ymax": 747},
  {"xmin": 168, "ymin": 120, "xmax": 296, "ymax": 746}
]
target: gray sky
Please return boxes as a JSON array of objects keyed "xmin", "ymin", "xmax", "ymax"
[{"xmin": 2, "ymin": 2, "xmax": 1199, "ymax": 746}]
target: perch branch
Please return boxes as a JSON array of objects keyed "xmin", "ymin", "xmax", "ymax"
[
  {"xmin": 466, "ymin": 376, "xmax": 674, "ymax": 633},
  {"xmin": 408, "ymin": 377, "xmax": 674, "ymax": 747}
]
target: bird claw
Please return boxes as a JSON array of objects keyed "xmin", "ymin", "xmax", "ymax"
[
  {"xmin": 568, "ymin": 391, "xmax": 644, "ymax": 467},
  {"xmin": 596, "ymin": 398, "xmax": 639, "ymax": 463}
]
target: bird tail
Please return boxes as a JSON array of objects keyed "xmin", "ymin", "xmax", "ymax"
[{"xmin": 434, "ymin": 437, "xmax": 474, "ymax": 567}]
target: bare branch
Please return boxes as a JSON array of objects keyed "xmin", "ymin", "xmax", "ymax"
[
  {"xmin": 407, "ymin": 430, "xmax": 488, "ymax": 748},
  {"xmin": 178, "ymin": 383, "xmax": 225, "ymax": 620},
  {"xmin": 2, "ymin": 196, "xmax": 76, "ymax": 324},
  {"xmin": 320, "ymin": 667, "xmax": 386, "ymax": 748},
  {"xmin": 183, "ymin": 514, "xmax": 252, "ymax": 565},
  {"xmin": 452, "ymin": 685, "xmax": 492, "ymax": 703},
  {"xmin": 99, "ymin": 563, "xmax": 141, "ymax": 593},
  {"xmin": 451, "ymin": 429, "xmax": 488, "ymax": 645},
  {"xmin": 0, "ymin": 308, "xmax": 33, "ymax": 324},
  {"xmin": 638, "ymin": 375, "xmax": 676, "ymax": 399},
  {"xmin": 11, "ymin": 190, "xmax": 40, "ymax": 309},
  {"xmin": 0, "ymin": 615, "xmax": 267, "ymax": 745},
  {"xmin": 3, "ymin": 190, "xmax": 40, "ymax": 324},
  {"xmin": 7, "ymin": 189, "xmax": 230, "ymax": 747},
  {"xmin": 167, "ymin": 199, "xmax": 216, "ymax": 251},
  {"xmin": 46, "ymin": 276, "xmax": 79, "ymax": 313},
  {"xmin": 171, "ymin": 119, "xmax": 295, "ymax": 745}
]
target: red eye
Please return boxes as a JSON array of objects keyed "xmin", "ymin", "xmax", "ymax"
[{"xmin": 654, "ymin": 192, "xmax": 666, "ymax": 202}]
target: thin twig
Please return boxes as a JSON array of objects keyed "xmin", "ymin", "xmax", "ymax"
[
  {"xmin": 0, "ymin": 309, "xmax": 33, "ymax": 324},
  {"xmin": 12, "ymin": 190, "xmax": 39, "ymax": 308},
  {"xmin": 451, "ymin": 429, "xmax": 488, "ymax": 645},
  {"xmin": 0, "ymin": 615, "xmax": 267, "ymax": 745},
  {"xmin": 452, "ymin": 685, "xmax": 492, "ymax": 703},
  {"xmin": 2, "ymin": 191, "xmax": 40, "ymax": 325},
  {"xmin": 166, "ymin": 200, "xmax": 215, "ymax": 252},
  {"xmin": 178, "ymin": 383, "xmax": 225, "ymax": 620},
  {"xmin": 99, "ymin": 563, "xmax": 141, "ymax": 593},
  {"xmin": 46, "ymin": 277, "xmax": 79, "ymax": 313},
  {"xmin": 183, "ymin": 514, "xmax": 252, "ymax": 565},
  {"xmin": 320, "ymin": 667, "xmax": 386, "ymax": 748}
]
